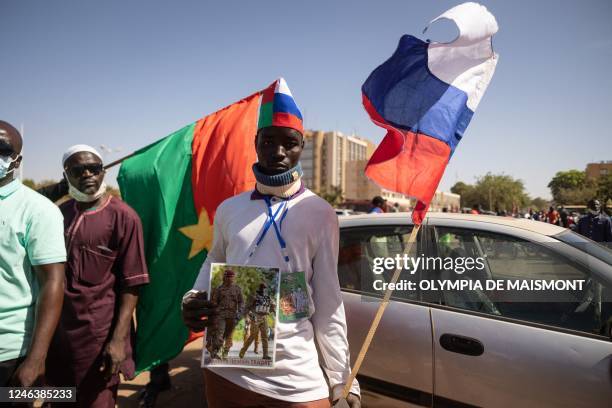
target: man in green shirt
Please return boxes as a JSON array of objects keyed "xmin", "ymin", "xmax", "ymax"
[{"xmin": 0, "ymin": 120, "xmax": 66, "ymax": 387}]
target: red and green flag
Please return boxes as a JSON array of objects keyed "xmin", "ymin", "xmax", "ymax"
[{"xmin": 117, "ymin": 90, "xmax": 260, "ymax": 372}]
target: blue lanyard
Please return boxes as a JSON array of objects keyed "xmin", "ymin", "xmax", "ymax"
[{"xmin": 246, "ymin": 197, "xmax": 291, "ymax": 271}]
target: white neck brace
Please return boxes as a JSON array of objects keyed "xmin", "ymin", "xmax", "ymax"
[{"xmin": 256, "ymin": 178, "xmax": 302, "ymax": 198}]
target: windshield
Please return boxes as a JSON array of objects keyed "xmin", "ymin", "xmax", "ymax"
[{"xmin": 554, "ymin": 230, "xmax": 612, "ymax": 266}]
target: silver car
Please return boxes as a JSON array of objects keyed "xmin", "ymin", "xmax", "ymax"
[
  {"xmin": 338, "ymin": 213, "xmax": 612, "ymax": 408},
  {"xmin": 336, "ymin": 209, "xmax": 358, "ymax": 216}
]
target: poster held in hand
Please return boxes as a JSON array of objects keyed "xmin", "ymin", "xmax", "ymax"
[{"xmin": 202, "ymin": 263, "xmax": 280, "ymax": 369}]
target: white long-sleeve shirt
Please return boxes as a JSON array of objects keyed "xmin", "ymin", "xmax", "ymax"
[{"xmin": 192, "ymin": 187, "xmax": 360, "ymax": 402}]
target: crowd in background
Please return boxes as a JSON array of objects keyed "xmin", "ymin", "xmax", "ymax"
[{"xmin": 363, "ymin": 196, "xmax": 611, "ymax": 244}]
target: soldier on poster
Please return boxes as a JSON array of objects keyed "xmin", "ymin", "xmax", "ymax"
[
  {"xmin": 243, "ymin": 311, "xmax": 260, "ymax": 354},
  {"xmin": 239, "ymin": 282, "xmax": 275, "ymax": 360},
  {"xmin": 210, "ymin": 269, "xmax": 244, "ymax": 359}
]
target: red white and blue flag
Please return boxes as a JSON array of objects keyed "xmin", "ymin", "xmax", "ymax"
[{"xmin": 363, "ymin": 2, "xmax": 499, "ymax": 224}]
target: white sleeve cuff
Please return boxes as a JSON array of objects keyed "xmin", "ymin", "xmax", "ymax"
[{"xmin": 331, "ymin": 379, "xmax": 361, "ymax": 401}]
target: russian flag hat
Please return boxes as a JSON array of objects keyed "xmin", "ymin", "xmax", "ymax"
[{"xmin": 258, "ymin": 77, "xmax": 304, "ymax": 134}]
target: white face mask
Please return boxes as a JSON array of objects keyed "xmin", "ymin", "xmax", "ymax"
[
  {"xmin": 0, "ymin": 155, "xmax": 18, "ymax": 179},
  {"xmin": 65, "ymin": 174, "xmax": 107, "ymax": 203}
]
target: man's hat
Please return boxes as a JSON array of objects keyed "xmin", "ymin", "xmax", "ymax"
[
  {"xmin": 258, "ymin": 78, "xmax": 303, "ymax": 134},
  {"xmin": 223, "ymin": 269, "xmax": 235, "ymax": 278},
  {"xmin": 62, "ymin": 144, "xmax": 103, "ymax": 166}
]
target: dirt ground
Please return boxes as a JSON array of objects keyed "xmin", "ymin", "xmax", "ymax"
[
  {"xmin": 116, "ymin": 340, "xmax": 382, "ymax": 408},
  {"xmin": 117, "ymin": 339, "xmax": 208, "ymax": 408}
]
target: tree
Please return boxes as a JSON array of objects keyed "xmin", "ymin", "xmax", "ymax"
[
  {"xmin": 37, "ymin": 179, "xmax": 61, "ymax": 189},
  {"xmin": 530, "ymin": 197, "xmax": 549, "ymax": 211},
  {"xmin": 451, "ymin": 181, "xmax": 478, "ymax": 209},
  {"xmin": 475, "ymin": 173, "xmax": 530, "ymax": 212},
  {"xmin": 555, "ymin": 186, "xmax": 597, "ymax": 206},
  {"xmin": 22, "ymin": 178, "xmax": 36, "ymax": 189},
  {"xmin": 547, "ymin": 170, "xmax": 596, "ymax": 205},
  {"xmin": 22, "ymin": 178, "xmax": 61, "ymax": 191},
  {"xmin": 452, "ymin": 173, "xmax": 530, "ymax": 212},
  {"xmin": 320, "ymin": 186, "xmax": 344, "ymax": 206},
  {"xmin": 19, "ymin": 178, "xmax": 122, "ymax": 200},
  {"xmin": 597, "ymin": 174, "xmax": 612, "ymax": 206}
]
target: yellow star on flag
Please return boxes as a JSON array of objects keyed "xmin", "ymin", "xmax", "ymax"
[{"xmin": 179, "ymin": 209, "xmax": 214, "ymax": 259}]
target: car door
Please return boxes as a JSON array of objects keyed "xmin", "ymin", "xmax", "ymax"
[
  {"xmin": 339, "ymin": 224, "xmax": 434, "ymax": 408},
  {"xmin": 428, "ymin": 225, "xmax": 612, "ymax": 408}
]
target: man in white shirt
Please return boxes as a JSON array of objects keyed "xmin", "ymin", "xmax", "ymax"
[{"xmin": 182, "ymin": 78, "xmax": 360, "ymax": 408}]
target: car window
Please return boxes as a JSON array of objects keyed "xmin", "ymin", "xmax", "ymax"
[
  {"xmin": 555, "ymin": 229, "xmax": 612, "ymax": 264},
  {"xmin": 433, "ymin": 227, "xmax": 612, "ymax": 337},
  {"xmin": 429, "ymin": 228, "xmax": 499, "ymax": 315},
  {"xmin": 338, "ymin": 225, "xmax": 420, "ymax": 301}
]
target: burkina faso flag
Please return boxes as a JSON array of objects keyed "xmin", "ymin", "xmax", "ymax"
[{"xmin": 117, "ymin": 90, "xmax": 260, "ymax": 372}]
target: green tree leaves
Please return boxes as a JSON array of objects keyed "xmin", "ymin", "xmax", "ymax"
[
  {"xmin": 451, "ymin": 173, "xmax": 529, "ymax": 212},
  {"xmin": 547, "ymin": 170, "xmax": 596, "ymax": 205}
]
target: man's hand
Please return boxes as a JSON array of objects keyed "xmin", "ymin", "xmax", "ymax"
[
  {"xmin": 182, "ymin": 291, "xmax": 217, "ymax": 332},
  {"xmin": 333, "ymin": 393, "xmax": 361, "ymax": 408},
  {"xmin": 9, "ymin": 357, "xmax": 45, "ymax": 387},
  {"xmin": 100, "ymin": 339, "xmax": 126, "ymax": 380},
  {"xmin": 17, "ymin": 263, "xmax": 64, "ymax": 387}
]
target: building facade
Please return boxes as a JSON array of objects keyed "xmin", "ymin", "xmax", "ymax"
[
  {"xmin": 344, "ymin": 160, "xmax": 460, "ymax": 211},
  {"xmin": 302, "ymin": 129, "xmax": 459, "ymax": 211},
  {"xmin": 302, "ymin": 130, "xmax": 374, "ymax": 194},
  {"xmin": 586, "ymin": 161, "xmax": 612, "ymax": 180}
]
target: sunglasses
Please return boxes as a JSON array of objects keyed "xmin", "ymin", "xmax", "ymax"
[
  {"xmin": 0, "ymin": 146, "xmax": 15, "ymax": 157},
  {"xmin": 65, "ymin": 163, "xmax": 104, "ymax": 178},
  {"xmin": 0, "ymin": 145, "xmax": 14, "ymax": 157}
]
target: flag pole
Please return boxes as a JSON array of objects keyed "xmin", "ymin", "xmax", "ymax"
[
  {"xmin": 341, "ymin": 223, "xmax": 422, "ymax": 400},
  {"xmin": 19, "ymin": 124, "xmax": 24, "ymax": 181},
  {"xmin": 103, "ymin": 152, "xmax": 135, "ymax": 170}
]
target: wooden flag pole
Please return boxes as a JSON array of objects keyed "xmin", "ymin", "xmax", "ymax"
[
  {"xmin": 341, "ymin": 223, "xmax": 422, "ymax": 400},
  {"xmin": 103, "ymin": 152, "xmax": 135, "ymax": 170}
]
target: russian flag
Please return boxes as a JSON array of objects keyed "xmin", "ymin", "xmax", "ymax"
[{"xmin": 363, "ymin": 2, "xmax": 499, "ymax": 224}]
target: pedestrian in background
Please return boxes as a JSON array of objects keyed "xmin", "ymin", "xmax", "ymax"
[
  {"xmin": 559, "ymin": 206, "xmax": 570, "ymax": 228},
  {"xmin": 369, "ymin": 196, "xmax": 385, "ymax": 214},
  {"xmin": 577, "ymin": 199, "xmax": 612, "ymax": 244},
  {"xmin": 547, "ymin": 206, "xmax": 559, "ymax": 225}
]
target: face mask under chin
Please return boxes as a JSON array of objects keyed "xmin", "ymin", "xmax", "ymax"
[{"xmin": 67, "ymin": 179, "xmax": 107, "ymax": 203}]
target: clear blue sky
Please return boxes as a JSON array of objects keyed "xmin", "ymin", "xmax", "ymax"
[{"xmin": 2, "ymin": 0, "xmax": 611, "ymax": 199}]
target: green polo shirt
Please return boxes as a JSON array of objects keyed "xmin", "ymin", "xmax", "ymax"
[{"xmin": 0, "ymin": 179, "xmax": 66, "ymax": 362}]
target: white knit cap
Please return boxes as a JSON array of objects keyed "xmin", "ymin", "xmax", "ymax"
[{"xmin": 62, "ymin": 144, "xmax": 103, "ymax": 166}]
